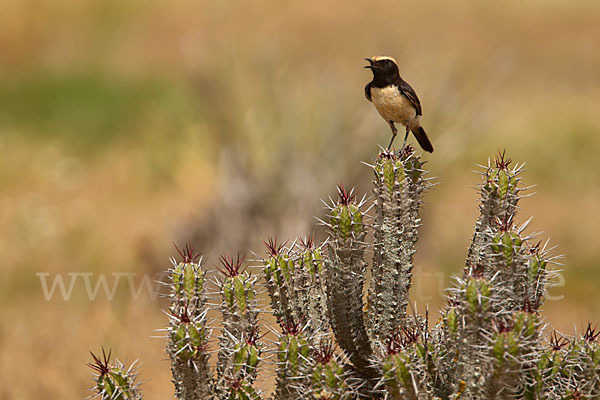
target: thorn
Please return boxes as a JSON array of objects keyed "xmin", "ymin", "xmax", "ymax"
[
  {"xmin": 217, "ymin": 253, "xmax": 246, "ymax": 277},
  {"xmin": 263, "ymin": 237, "xmax": 287, "ymax": 257},
  {"xmin": 88, "ymin": 347, "xmax": 112, "ymax": 376},
  {"xmin": 313, "ymin": 339, "xmax": 336, "ymax": 364},
  {"xmin": 173, "ymin": 242, "xmax": 201, "ymax": 263},
  {"xmin": 549, "ymin": 331, "xmax": 569, "ymax": 351},
  {"xmin": 336, "ymin": 183, "xmax": 355, "ymax": 205},
  {"xmin": 494, "ymin": 149, "xmax": 512, "ymax": 170}
]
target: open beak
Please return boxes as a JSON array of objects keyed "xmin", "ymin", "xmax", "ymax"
[{"xmin": 364, "ymin": 58, "xmax": 375, "ymax": 69}]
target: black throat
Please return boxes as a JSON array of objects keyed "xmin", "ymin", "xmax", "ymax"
[{"xmin": 370, "ymin": 71, "xmax": 401, "ymax": 88}]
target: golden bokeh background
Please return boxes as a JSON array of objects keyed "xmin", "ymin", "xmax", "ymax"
[{"xmin": 1, "ymin": 0, "xmax": 599, "ymax": 398}]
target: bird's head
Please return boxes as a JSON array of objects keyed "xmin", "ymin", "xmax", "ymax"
[{"xmin": 364, "ymin": 56, "xmax": 399, "ymax": 77}]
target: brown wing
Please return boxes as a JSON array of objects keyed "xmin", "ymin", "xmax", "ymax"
[
  {"xmin": 398, "ymin": 79, "xmax": 422, "ymax": 116},
  {"xmin": 364, "ymin": 82, "xmax": 372, "ymax": 102}
]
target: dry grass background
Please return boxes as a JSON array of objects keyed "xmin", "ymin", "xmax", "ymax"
[{"xmin": 1, "ymin": 0, "xmax": 599, "ymax": 398}]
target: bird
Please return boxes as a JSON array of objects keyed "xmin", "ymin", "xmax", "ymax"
[{"xmin": 364, "ymin": 56, "xmax": 433, "ymax": 152}]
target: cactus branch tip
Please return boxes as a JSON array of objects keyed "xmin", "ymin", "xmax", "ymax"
[
  {"xmin": 173, "ymin": 241, "xmax": 201, "ymax": 264},
  {"xmin": 218, "ymin": 253, "xmax": 247, "ymax": 277}
]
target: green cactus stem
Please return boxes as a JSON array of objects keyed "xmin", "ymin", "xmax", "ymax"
[
  {"xmin": 379, "ymin": 326, "xmax": 429, "ymax": 400},
  {"xmin": 295, "ymin": 235, "xmax": 329, "ymax": 335},
  {"xmin": 368, "ymin": 147, "xmax": 430, "ymax": 342},
  {"xmin": 306, "ymin": 340, "xmax": 352, "ymax": 400},
  {"xmin": 466, "ymin": 151, "xmax": 526, "ymax": 278},
  {"xmin": 485, "ymin": 311, "xmax": 541, "ymax": 398},
  {"xmin": 167, "ymin": 243, "xmax": 213, "ymax": 400},
  {"xmin": 216, "ymin": 254, "xmax": 262, "ymax": 400},
  {"xmin": 275, "ymin": 317, "xmax": 312, "ymax": 400},
  {"xmin": 324, "ymin": 185, "xmax": 373, "ymax": 374},
  {"xmin": 262, "ymin": 237, "xmax": 329, "ymax": 336}
]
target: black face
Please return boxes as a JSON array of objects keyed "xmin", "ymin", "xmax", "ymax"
[{"xmin": 365, "ymin": 58, "xmax": 399, "ymax": 77}]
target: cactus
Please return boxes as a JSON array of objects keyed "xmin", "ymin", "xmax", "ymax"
[
  {"xmin": 368, "ymin": 148, "xmax": 430, "ymax": 343},
  {"xmin": 274, "ymin": 317, "xmax": 312, "ymax": 400},
  {"xmin": 88, "ymin": 348, "xmax": 142, "ymax": 400},
  {"xmin": 323, "ymin": 184, "xmax": 374, "ymax": 378},
  {"xmin": 88, "ymin": 148, "xmax": 598, "ymax": 400},
  {"xmin": 263, "ymin": 236, "xmax": 329, "ymax": 336},
  {"xmin": 215, "ymin": 254, "xmax": 263, "ymax": 399},
  {"xmin": 166, "ymin": 243, "xmax": 213, "ymax": 400},
  {"xmin": 304, "ymin": 340, "xmax": 353, "ymax": 400}
]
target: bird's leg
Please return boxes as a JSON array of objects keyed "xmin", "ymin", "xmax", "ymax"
[
  {"xmin": 387, "ymin": 121, "xmax": 398, "ymax": 150},
  {"xmin": 400, "ymin": 126, "xmax": 410, "ymax": 154}
]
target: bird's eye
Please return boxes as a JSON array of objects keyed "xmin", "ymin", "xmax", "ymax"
[{"xmin": 383, "ymin": 60, "xmax": 390, "ymax": 64}]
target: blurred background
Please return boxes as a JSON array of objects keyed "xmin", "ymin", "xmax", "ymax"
[{"xmin": 1, "ymin": 0, "xmax": 599, "ymax": 398}]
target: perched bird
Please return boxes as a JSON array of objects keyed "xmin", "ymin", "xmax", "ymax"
[{"xmin": 364, "ymin": 56, "xmax": 433, "ymax": 152}]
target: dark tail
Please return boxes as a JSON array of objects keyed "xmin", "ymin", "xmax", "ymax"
[{"xmin": 411, "ymin": 127, "xmax": 434, "ymax": 153}]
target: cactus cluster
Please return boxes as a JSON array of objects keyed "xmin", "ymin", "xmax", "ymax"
[
  {"xmin": 263, "ymin": 236, "xmax": 329, "ymax": 336},
  {"xmin": 89, "ymin": 148, "xmax": 598, "ymax": 399}
]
